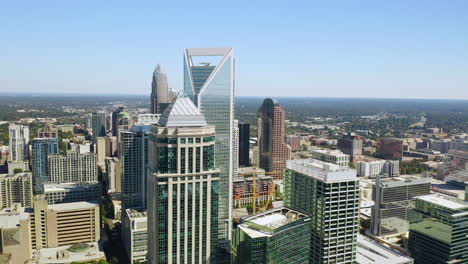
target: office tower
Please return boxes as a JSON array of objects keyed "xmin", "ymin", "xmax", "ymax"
[
  {"xmin": 91, "ymin": 111, "xmax": 107, "ymax": 142},
  {"xmin": 356, "ymin": 234, "xmax": 414, "ymax": 264},
  {"xmin": 238, "ymin": 123, "xmax": 250, "ymax": 167},
  {"xmin": 284, "ymin": 159, "xmax": 360, "ymax": 264},
  {"xmin": 8, "ymin": 123, "xmax": 29, "ymax": 161},
  {"xmin": 252, "ymin": 145, "xmax": 259, "ymax": 167},
  {"xmin": 48, "ymin": 151, "xmax": 98, "ymax": 183},
  {"xmin": 338, "ymin": 133, "xmax": 363, "ymax": 160},
  {"xmin": 105, "ymin": 135, "xmax": 117, "ymax": 157},
  {"xmin": 31, "ymin": 138, "xmax": 58, "ymax": 193},
  {"xmin": 96, "ymin": 136, "xmax": 107, "ymax": 167},
  {"xmin": 105, "ymin": 157, "xmax": 122, "ymax": 193},
  {"xmin": 0, "ymin": 204, "xmax": 32, "ymax": 264},
  {"xmin": 124, "ymin": 209, "xmax": 148, "ymax": 264},
  {"xmin": 257, "ymin": 98, "xmax": 290, "ymax": 180},
  {"xmin": 151, "ymin": 64, "xmax": 171, "ymax": 114},
  {"xmin": 310, "ymin": 148, "xmax": 350, "ymax": 167},
  {"xmin": 43, "ymin": 182, "xmax": 100, "ymax": 204},
  {"xmin": 233, "ymin": 119, "xmax": 239, "ymax": 179},
  {"xmin": 112, "ymin": 106, "xmax": 124, "ymax": 137},
  {"xmin": 0, "ymin": 172, "xmax": 33, "ymax": 208},
  {"xmin": 30, "ymin": 196, "xmax": 100, "ymax": 250},
  {"xmin": 409, "ymin": 194, "xmax": 468, "ymax": 264},
  {"xmin": 439, "ymin": 150, "xmax": 468, "ymax": 186},
  {"xmin": 371, "ymin": 175, "xmax": 431, "ymax": 236},
  {"xmin": 183, "ymin": 47, "xmax": 234, "ymax": 241},
  {"xmin": 120, "ymin": 125, "xmax": 151, "ymax": 214},
  {"xmin": 286, "ymin": 135, "xmax": 301, "ymax": 152},
  {"xmin": 147, "ymin": 97, "xmax": 220, "ymax": 264},
  {"xmin": 380, "ymin": 138, "xmax": 404, "ymax": 160},
  {"xmin": 38, "ymin": 124, "xmax": 58, "ymax": 138},
  {"xmin": 355, "ymin": 158, "xmax": 400, "ymax": 177},
  {"xmin": 69, "ymin": 141, "xmax": 92, "ymax": 154},
  {"xmin": 231, "ymin": 207, "xmax": 312, "ymax": 264}
]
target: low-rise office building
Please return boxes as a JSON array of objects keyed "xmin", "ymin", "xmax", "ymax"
[
  {"xmin": 355, "ymin": 157, "xmax": 399, "ymax": 177},
  {"xmin": 233, "ymin": 175, "xmax": 275, "ymax": 207}
]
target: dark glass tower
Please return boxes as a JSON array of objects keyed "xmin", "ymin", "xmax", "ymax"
[{"xmin": 238, "ymin": 123, "xmax": 250, "ymax": 166}]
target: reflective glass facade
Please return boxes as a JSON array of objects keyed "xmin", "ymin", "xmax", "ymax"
[
  {"xmin": 31, "ymin": 138, "xmax": 58, "ymax": 194},
  {"xmin": 184, "ymin": 48, "xmax": 234, "ymax": 242}
]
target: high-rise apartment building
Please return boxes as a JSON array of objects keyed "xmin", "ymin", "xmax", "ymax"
[
  {"xmin": 183, "ymin": 48, "xmax": 234, "ymax": 241},
  {"xmin": 409, "ymin": 194, "xmax": 468, "ymax": 264},
  {"xmin": 0, "ymin": 172, "xmax": 33, "ymax": 208},
  {"xmin": 92, "ymin": 112, "xmax": 107, "ymax": 142},
  {"xmin": 257, "ymin": 98, "xmax": 290, "ymax": 180},
  {"xmin": 338, "ymin": 133, "xmax": 363, "ymax": 160},
  {"xmin": 371, "ymin": 175, "xmax": 431, "ymax": 237},
  {"xmin": 120, "ymin": 125, "xmax": 151, "ymax": 215},
  {"xmin": 380, "ymin": 138, "xmax": 404, "ymax": 160},
  {"xmin": 31, "ymin": 138, "xmax": 58, "ymax": 193},
  {"xmin": 48, "ymin": 151, "xmax": 97, "ymax": 183},
  {"xmin": 238, "ymin": 123, "xmax": 250, "ymax": 167},
  {"xmin": 124, "ymin": 209, "xmax": 148, "ymax": 264},
  {"xmin": 284, "ymin": 159, "xmax": 360, "ymax": 264},
  {"xmin": 96, "ymin": 136, "xmax": 107, "ymax": 167},
  {"xmin": 151, "ymin": 64, "xmax": 171, "ymax": 114},
  {"xmin": 8, "ymin": 123, "xmax": 29, "ymax": 161},
  {"xmin": 147, "ymin": 97, "xmax": 220, "ymax": 264},
  {"xmin": 231, "ymin": 207, "xmax": 312, "ymax": 264}
]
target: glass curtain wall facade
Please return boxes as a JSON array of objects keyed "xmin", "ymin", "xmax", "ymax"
[
  {"xmin": 183, "ymin": 48, "xmax": 234, "ymax": 241},
  {"xmin": 31, "ymin": 138, "xmax": 58, "ymax": 194},
  {"xmin": 148, "ymin": 124, "xmax": 220, "ymax": 264},
  {"xmin": 120, "ymin": 125, "xmax": 151, "ymax": 216}
]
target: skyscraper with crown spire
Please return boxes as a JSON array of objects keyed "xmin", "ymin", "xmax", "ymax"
[{"xmin": 151, "ymin": 64, "xmax": 171, "ymax": 114}]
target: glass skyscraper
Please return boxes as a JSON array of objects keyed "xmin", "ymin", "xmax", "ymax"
[
  {"xmin": 147, "ymin": 97, "xmax": 220, "ymax": 264},
  {"xmin": 31, "ymin": 137, "xmax": 59, "ymax": 193},
  {"xmin": 92, "ymin": 111, "xmax": 107, "ymax": 143},
  {"xmin": 183, "ymin": 48, "xmax": 234, "ymax": 242}
]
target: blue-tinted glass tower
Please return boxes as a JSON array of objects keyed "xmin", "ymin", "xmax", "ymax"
[
  {"xmin": 183, "ymin": 48, "xmax": 234, "ymax": 244},
  {"xmin": 31, "ymin": 137, "xmax": 58, "ymax": 193}
]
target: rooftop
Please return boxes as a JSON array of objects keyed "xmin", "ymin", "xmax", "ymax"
[
  {"xmin": 356, "ymin": 234, "xmax": 413, "ymax": 264},
  {"xmin": 0, "ymin": 172, "xmax": 31, "ymax": 179},
  {"xmin": 43, "ymin": 182, "xmax": 99, "ymax": 192},
  {"xmin": 48, "ymin": 201, "xmax": 98, "ymax": 211},
  {"xmin": 126, "ymin": 208, "xmax": 147, "ymax": 219},
  {"xmin": 37, "ymin": 242, "xmax": 105, "ymax": 264},
  {"xmin": 416, "ymin": 193, "xmax": 468, "ymax": 210},
  {"xmin": 240, "ymin": 207, "xmax": 310, "ymax": 238},
  {"xmin": 0, "ymin": 205, "xmax": 30, "ymax": 229},
  {"xmin": 310, "ymin": 148, "xmax": 349, "ymax": 157},
  {"xmin": 410, "ymin": 218, "xmax": 452, "ymax": 243},
  {"xmin": 287, "ymin": 159, "xmax": 357, "ymax": 183}
]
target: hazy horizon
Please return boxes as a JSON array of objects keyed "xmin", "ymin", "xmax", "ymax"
[{"xmin": 1, "ymin": 1, "xmax": 467, "ymax": 99}]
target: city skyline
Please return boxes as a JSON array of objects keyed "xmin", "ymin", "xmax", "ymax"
[{"xmin": 1, "ymin": 1, "xmax": 468, "ymax": 99}]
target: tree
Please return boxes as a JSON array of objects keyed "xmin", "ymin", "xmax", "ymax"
[{"xmin": 13, "ymin": 168, "xmax": 23, "ymax": 173}]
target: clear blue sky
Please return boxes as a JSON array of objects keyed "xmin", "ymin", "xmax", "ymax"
[{"xmin": 1, "ymin": 1, "xmax": 467, "ymax": 99}]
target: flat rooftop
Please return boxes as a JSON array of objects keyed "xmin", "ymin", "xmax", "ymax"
[
  {"xmin": 240, "ymin": 207, "xmax": 310, "ymax": 238},
  {"xmin": 416, "ymin": 193, "xmax": 468, "ymax": 210},
  {"xmin": 0, "ymin": 205, "xmax": 30, "ymax": 229},
  {"xmin": 44, "ymin": 182, "xmax": 99, "ymax": 192},
  {"xmin": 48, "ymin": 201, "xmax": 98, "ymax": 211},
  {"xmin": 287, "ymin": 159, "xmax": 357, "ymax": 183},
  {"xmin": 310, "ymin": 148, "xmax": 349, "ymax": 157},
  {"xmin": 126, "ymin": 208, "xmax": 147, "ymax": 219},
  {"xmin": 37, "ymin": 242, "xmax": 105, "ymax": 264},
  {"xmin": 357, "ymin": 234, "xmax": 413, "ymax": 264}
]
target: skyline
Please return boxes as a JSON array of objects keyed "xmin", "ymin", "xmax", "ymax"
[{"xmin": 1, "ymin": 1, "xmax": 468, "ymax": 99}]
